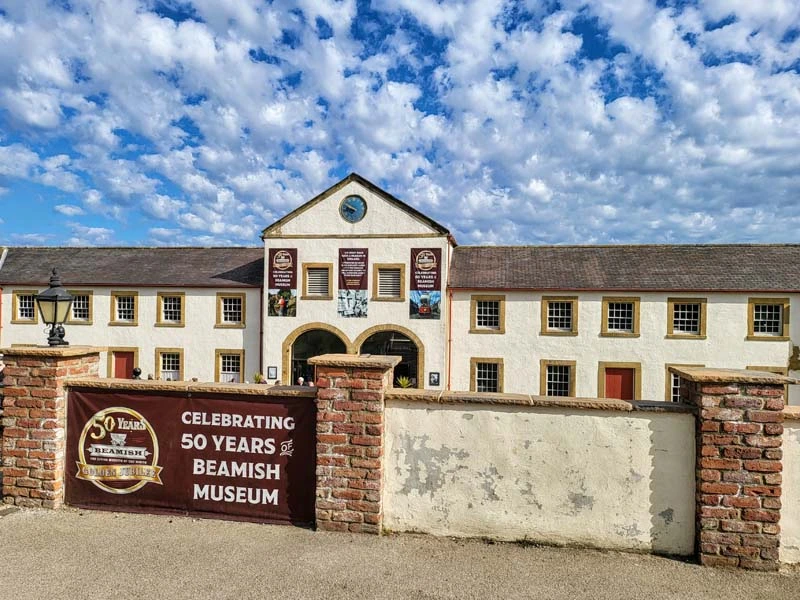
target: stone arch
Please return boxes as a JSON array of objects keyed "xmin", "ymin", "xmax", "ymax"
[
  {"xmin": 281, "ymin": 322, "xmax": 355, "ymax": 384},
  {"xmin": 353, "ymin": 324, "xmax": 425, "ymax": 388}
]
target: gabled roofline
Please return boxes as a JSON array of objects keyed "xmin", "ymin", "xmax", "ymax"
[{"xmin": 260, "ymin": 173, "xmax": 455, "ymax": 242}]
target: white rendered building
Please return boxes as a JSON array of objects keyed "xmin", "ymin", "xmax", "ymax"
[{"xmin": 1, "ymin": 174, "xmax": 798, "ymax": 403}]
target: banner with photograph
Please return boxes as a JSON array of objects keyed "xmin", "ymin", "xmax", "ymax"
[
  {"xmin": 268, "ymin": 248, "xmax": 297, "ymax": 317},
  {"xmin": 338, "ymin": 248, "xmax": 368, "ymax": 317},
  {"xmin": 410, "ymin": 248, "xmax": 441, "ymax": 319}
]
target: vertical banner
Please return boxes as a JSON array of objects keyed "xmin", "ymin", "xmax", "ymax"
[
  {"xmin": 268, "ymin": 248, "xmax": 297, "ymax": 317},
  {"xmin": 338, "ymin": 248, "xmax": 368, "ymax": 317},
  {"xmin": 410, "ymin": 248, "xmax": 441, "ymax": 319}
]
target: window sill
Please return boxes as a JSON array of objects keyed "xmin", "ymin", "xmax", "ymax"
[
  {"xmin": 215, "ymin": 323, "xmax": 246, "ymax": 329},
  {"xmin": 665, "ymin": 334, "xmax": 707, "ymax": 340},
  {"xmin": 469, "ymin": 328, "xmax": 505, "ymax": 335},
  {"xmin": 300, "ymin": 295, "xmax": 332, "ymax": 301},
  {"xmin": 109, "ymin": 321, "xmax": 138, "ymax": 327},
  {"xmin": 540, "ymin": 330, "xmax": 578, "ymax": 337},
  {"xmin": 10, "ymin": 319, "xmax": 38, "ymax": 325},
  {"xmin": 371, "ymin": 296, "xmax": 406, "ymax": 302},
  {"xmin": 746, "ymin": 335, "xmax": 790, "ymax": 342},
  {"xmin": 67, "ymin": 321, "xmax": 94, "ymax": 326},
  {"xmin": 599, "ymin": 332, "xmax": 640, "ymax": 338},
  {"xmin": 155, "ymin": 322, "xmax": 185, "ymax": 328}
]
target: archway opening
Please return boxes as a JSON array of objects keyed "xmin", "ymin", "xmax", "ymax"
[
  {"xmin": 291, "ymin": 329, "xmax": 347, "ymax": 385},
  {"xmin": 359, "ymin": 331, "xmax": 419, "ymax": 388}
]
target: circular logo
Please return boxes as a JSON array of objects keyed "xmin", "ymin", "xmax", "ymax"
[
  {"xmin": 272, "ymin": 250, "xmax": 293, "ymax": 270},
  {"xmin": 415, "ymin": 250, "xmax": 437, "ymax": 271},
  {"xmin": 76, "ymin": 407, "xmax": 163, "ymax": 495}
]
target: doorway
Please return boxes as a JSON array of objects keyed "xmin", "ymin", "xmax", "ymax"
[
  {"xmin": 290, "ymin": 329, "xmax": 347, "ymax": 385},
  {"xmin": 359, "ymin": 330, "xmax": 420, "ymax": 388},
  {"xmin": 598, "ymin": 362, "xmax": 641, "ymax": 401}
]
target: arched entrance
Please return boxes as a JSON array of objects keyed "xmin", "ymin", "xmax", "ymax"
[
  {"xmin": 283, "ymin": 324, "xmax": 351, "ymax": 385},
  {"xmin": 356, "ymin": 326, "xmax": 424, "ymax": 388}
]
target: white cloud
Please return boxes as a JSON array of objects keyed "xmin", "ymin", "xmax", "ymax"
[
  {"xmin": 0, "ymin": 1, "xmax": 797, "ymax": 245},
  {"xmin": 54, "ymin": 204, "xmax": 85, "ymax": 216}
]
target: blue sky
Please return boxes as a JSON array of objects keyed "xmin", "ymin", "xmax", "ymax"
[{"xmin": 0, "ymin": 0, "xmax": 799, "ymax": 246}]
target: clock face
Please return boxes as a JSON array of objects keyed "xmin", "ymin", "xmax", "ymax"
[{"xmin": 339, "ymin": 195, "xmax": 367, "ymax": 223}]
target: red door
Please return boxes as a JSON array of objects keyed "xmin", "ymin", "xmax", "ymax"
[
  {"xmin": 605, "ymin": 368, "xmax": 635, "ymax": 400},
  {"xmin": 113, "ymin": 352, "xmax": 135, "ymax": 379}
]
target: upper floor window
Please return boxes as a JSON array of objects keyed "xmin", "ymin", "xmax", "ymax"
[
  {"xmin": 372, "ymin": 264, "xmax": 405, "ymax": 301},
  {"xmin": 70, "ymin": 293, "xmax": 91, "ymax": 323},
  {"xmin": 302, "ymin": 263, "xmax": 333, "ymax": 299},
  {"xmin": 667, "ymin": 298, "xmax": 707, "ymax": 338},
  {"xmin": 748, "ymin": 298, "xmax": 789, "ymax": 340},
  {"xmin": 601, "ymin": 297, "xmax": 640, "ymax": 337},
  {"xmin": 470, "ymin": 357, "xmax": 503, "ymax": 392},
  {"xmin": 157, "ymin": 292, "xmax": 185, "ymax": 327},
  {"xmin": 110, "ymin": 291, "xmax": 138, "ymax": 326},
  {"xmin": 216, "ymin": 293, "xmax": 246, "ymax": 328},
  {"xmin": 541, "ymin": 297, "xmax": 578, "ymax": 335},
  {"xmin": 12, "ymin": 291, "xmax": 38, "ymax": 324},
  {"xmin": 470, "ymin": 295, "xmax": 505, "ymax": 334}
]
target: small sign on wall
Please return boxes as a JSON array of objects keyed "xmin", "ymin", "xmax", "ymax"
[
  {"xmin": 338, "ymin": 248, "xmax": 368, "ymax": 317},
  {"xmin": 268, "ymin": 249, "xmax": 297, "ymax": 317},
  {"xmin": 410, "ymin": 248, "xmax": 441, "ymax": 320}
]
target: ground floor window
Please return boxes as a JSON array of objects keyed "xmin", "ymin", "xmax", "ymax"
[{"xmin": 470, "ymin": 358, "xmax": 503, "ymax": 393}]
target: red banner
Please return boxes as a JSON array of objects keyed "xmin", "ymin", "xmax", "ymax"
[
  {"xmin": 338, "ymin": 248, "xmax": 368, "ymax": 290},
  {"xmin": 66, "ymin": 389, "xmax": 315, "ymax": 525}
]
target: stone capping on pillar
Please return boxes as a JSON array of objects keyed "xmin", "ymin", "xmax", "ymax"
[
  {"xmin": 1, "ymin": 346, "xmax": 103, "ymax": 509},
  {"xmin": 671, "ymin": 366, "xmax": 798, "ymax": 571},
  {"xmin": 309, "ymin": 353, "xmax": 400, "ymax": 534}
]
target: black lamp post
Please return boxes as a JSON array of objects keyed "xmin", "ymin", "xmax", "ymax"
[{"xmin": 36, "ymin": 269, "xmax": 73, "ymax": 347}]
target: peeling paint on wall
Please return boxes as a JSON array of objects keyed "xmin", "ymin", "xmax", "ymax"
[{"xmin": 394, "ymin": 432, "xmax": 470, "ymax": 498}]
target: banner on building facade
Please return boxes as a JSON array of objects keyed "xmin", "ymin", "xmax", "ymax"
[
  {"xmin": 338, "ymin": 248, "xmax": 368, "ymax": 317},
  {"xmin": 268, "ymin": 248, "xmax": 297, "ymax": 317},
  {"xmin": 65, "ymin": 389, "xmax": 315, "ymax": 525},
  {"xmin": 410, "ymin": 248, "xmax": 441, "ymax": 319}
]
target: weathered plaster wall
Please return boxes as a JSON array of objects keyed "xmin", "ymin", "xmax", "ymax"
[
  {"xmin": 782, "ymin": 412, "xmax": 800, "ymax": 564},
  {"xmin": 450, "ymin": 291, "xmax": 799, "ymax": 404},
  {"xmin": 0, "ymin": 287, "xmax": 261, "ymax": 382},
  {"xmin": 384, "ymin": 400, "xmax": 695, "ymax": 555}
]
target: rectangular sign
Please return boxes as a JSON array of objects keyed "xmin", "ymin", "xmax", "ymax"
[
  {"xmin": 268, "ymin": 248, "xmax": 297, "ymax": 317},
  {"xmin": 410, "ymin": 248, "xmax": 441, "ymax": 319},
  {"xmin": 66, "ymin": 389, "xmax": 316, "ymax": 525},
  {"xmin": 338, "ymin": 248, "xmax": 368, "ymax": 317}
]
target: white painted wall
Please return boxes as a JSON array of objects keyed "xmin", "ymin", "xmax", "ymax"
[
  {"xmin": 263, "ymin": 180, "xmax": 451, "ymax": 386},
  {"xmin": 783, "ymin": 419, "xmax": 800, "ymax": 564},
  {"xmin": 384, "ymin": 400, "xmax": 696, "ymax": 555},
  {"xmin": 450, "ymin": 291, "xmax": 800, "ymax": 403},
  {"xmin": 0, "ymin": 286, "xmax": 261, "ymax": 383}
]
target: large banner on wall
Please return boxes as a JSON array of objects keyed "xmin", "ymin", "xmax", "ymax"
[
  {"xmin": 65, "ymin": 389, "xmax": 316, "ymax": 525},
  {"xmin": 410, "ymin": 248, "xmax": 441, "ymax": 319},
  {"xmin": 338, "ymin": 248, "xmax": 368, "ymax": 317},
  {"xmin": 268, "ymin": 248, "xmax": 297, "ymax": 317}
]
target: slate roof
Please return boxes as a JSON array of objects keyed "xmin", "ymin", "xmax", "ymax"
[
  {"xmin": 449, "ymin": 245, "xmax": 800, "ymax": 292},
  {"xmin": 0, "ymin": 247, "xmax": 264, "ymax": 288}
]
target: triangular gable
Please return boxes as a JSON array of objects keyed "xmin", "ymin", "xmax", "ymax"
[{"xmin": 261, "ymin": 173, "xmax": 453, "ymax": 240}]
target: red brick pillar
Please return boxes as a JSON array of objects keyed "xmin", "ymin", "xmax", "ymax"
[
  {"xmin": 309, "ymin": 353, "xmax": 400, "ymax": 534},
  {"xmin": 673, "ymin": 367, "xmax": 794, "ymax": 571},
  {"xmin": 1, "ymin": 347, "xmax": 101, "ymax": 508}
]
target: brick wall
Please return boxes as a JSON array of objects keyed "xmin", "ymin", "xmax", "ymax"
[
  {"xmin": 675, "ymin": 367, "xmax": 788, "ymax": 571},
  {"xmin": 309, "ymin": 354, "xmax": 399, "ymax": 534},
  {"xmin": 1, "ymin": 347, "xmax": 101, "ymax": 508}
]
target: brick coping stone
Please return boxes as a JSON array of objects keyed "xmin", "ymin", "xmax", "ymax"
[{"xmin": 671, "ymin": 367, "xmax": 798, "ymax": 385}]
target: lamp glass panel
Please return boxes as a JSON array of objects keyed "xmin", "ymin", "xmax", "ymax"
[
  {"xmin": 37, "ymin": 299, "xmax": 57, "ymax": 324},
  {"xmin": 55, "ymin": 299, "xmax": 73, "ymax": 323}
]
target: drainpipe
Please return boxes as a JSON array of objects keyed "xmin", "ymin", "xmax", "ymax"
[{"xmin": 447, "ymin": 288, "xmax": 453, "ymax": 391}]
